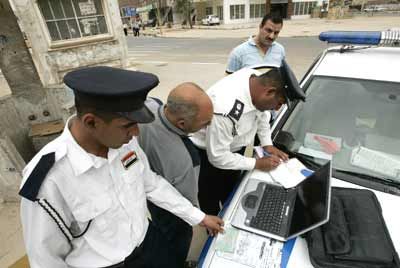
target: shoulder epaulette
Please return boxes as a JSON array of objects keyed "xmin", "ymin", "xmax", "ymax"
[
  {"xmin": 228, "ymin": 99, "xmax": 244, "ymax": 121},
  {"xmin": 20, "ymin": 152, "xmax": 92, "ymax": 242},
  {"xmin": 19, "ymin": 152, "xmax": 55, "ymax": 201}
]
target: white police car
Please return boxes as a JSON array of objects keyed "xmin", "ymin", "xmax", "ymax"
[{"xmin": 271, "ymin": 30, "xmax": 400, "ymax": 266}]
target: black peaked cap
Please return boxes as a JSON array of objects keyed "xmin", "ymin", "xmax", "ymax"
[
  {"xmin": 252, "ymin": 61, "xmax": 306, "ymax": 102},
  {"xmin": 279, "ymin": 59, "xmax": 306, "ymax": 102},
  {"xmin": 63, "ymin": 66, "xmax": 159, "ymax": 123}
]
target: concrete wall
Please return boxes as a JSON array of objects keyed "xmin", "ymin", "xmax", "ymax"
[
  {"xmin": 0, "ymin": 132, "xmax": 25, "ymax": 202},
  {"xmin": 0, "ymin": 0, "xmax": 129, "ymax": 202},
  {"xmin": 11, "ymin": 0, "xmax": 128, "ymax": 87}
]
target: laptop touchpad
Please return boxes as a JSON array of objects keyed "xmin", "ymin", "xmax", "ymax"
[{"xmin": 245, "ymin": 195, "xmax": 258, "ymax": 209}]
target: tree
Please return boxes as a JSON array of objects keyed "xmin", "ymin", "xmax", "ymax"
[{"xmin": 175, "ymin": 0, "xmax": 193, "ymax": 28}]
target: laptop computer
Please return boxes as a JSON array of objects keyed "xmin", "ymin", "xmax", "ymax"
[{"xmin": 231, "ymin": 160, "xmax": 332, "ymax": 241}]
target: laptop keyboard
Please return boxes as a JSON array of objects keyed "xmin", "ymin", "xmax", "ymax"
[{"xmin": 250, "ymin": 185, "xmax": 288, "ymax": 234}]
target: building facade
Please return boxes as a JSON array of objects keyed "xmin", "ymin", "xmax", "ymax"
[
  {"xmin": 0, "ymin": 0, "xmax": 128, "ymax": 201},
  {"xmin": 192, "ymin": 0, "xmax": 327, "ymax": 23},
  {"xmin": 120, "ymin": 0, "xmax": 328, "ymax": 26}
]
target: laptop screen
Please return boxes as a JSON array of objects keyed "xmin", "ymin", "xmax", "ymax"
[{"xmin": 288, "ymin": 161, "xmax": 331, "ymax": 236}]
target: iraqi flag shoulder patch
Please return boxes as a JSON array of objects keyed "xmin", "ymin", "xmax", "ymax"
[{"xmin": 121, "ymin": 151, "xmax": 138, "ymax": 169}]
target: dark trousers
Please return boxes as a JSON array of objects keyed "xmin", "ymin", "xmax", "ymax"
[
  {"xmin": 104, "ymin": 220, "xmax": 181, "ymax": 268},
  {"xmin": 147, "ymin": 201, "xmax": 193, "ymax": 268},
  {"xmin": 197, "ymin": 147, "xmax": 245, "ymax": 216}
]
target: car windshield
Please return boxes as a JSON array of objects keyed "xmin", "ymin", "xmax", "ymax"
[{"xmin": 275, "ymin": 76, "xmax": 400, "ymax": 185}]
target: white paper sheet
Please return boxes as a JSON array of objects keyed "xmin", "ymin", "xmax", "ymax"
[
  {"xmin": 214, "ymin": 230, "xmax": 283, "ymax": 268},
  {"xmin": 269, "ymin": 158, "xmax": 311, "ymax": 188}
]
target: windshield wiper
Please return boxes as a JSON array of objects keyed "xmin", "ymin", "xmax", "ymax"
[
  {"xmin": 334, "ymin": 169, "xmax": 400, "ymax": 195},
  {"xmin": 334, "ymin": 169, "xmax": 397, "ymax": 184}
]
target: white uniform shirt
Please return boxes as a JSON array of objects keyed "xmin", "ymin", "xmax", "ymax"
[
  {"xmin": 20, "ymin": 117, "xmax": 205, "ymax": 268},
  {"xmin": 190, "ymin": 68, "xmax": 273, "ymax": 171}
]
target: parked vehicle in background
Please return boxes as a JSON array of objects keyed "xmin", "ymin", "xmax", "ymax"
[
  {"xmin": 144, "ymin": 18, "xmax": 157, "ymax": 27},
  {"xmin": 201, "ymin": 15, "xmax": 220, "ymax": 26},
  {"xmin": 364, "ymin": 5, "xmax": 387, "ymax": 12}
]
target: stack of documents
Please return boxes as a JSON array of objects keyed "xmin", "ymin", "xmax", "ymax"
[
  {"xmin": 253, "ymin": 147, "xmax": 313, "ymax": 188},
  {"xmin": 214, "ymin": 226, "xmax": 283, "ymax": 268},
  {"xmin": 268, "ymin": 158, "xmax": 312, "ymax": 188},
  {"xmin": 351, "ymin": 146, "xmax": 400, "ymax": 178}
]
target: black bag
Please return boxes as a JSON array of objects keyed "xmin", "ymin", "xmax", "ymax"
[{"xmin": 306, "ymin": 187, "xmax": 400, "ymax": 268}]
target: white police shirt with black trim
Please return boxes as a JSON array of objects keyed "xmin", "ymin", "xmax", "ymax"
[
  {"xmin": 20, "ymin": 116, "xmax": 205, "ymax": 268},
  {"xmin": 190, "ymin": 68, "xmax": 273, "ymax": 171}
]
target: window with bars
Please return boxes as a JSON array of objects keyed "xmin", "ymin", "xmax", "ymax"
[
  {"xmin": 217, "ymin": 6, "xmax": 223, "ymax": 20},
  {"xmin": 293, "ymin": 1, "xmax": 317, "ymax": 15},
  {"xmin": 250, "ymin": 3, "xmax": 266, "ymax": 18},
  {"xmin": 37, "ymin": 0, "xmax": 109, "ymax": 42},
  {"xmin": 205, "ymin": 7, "xmax": 213, "ymax": 15},
  {"xmin": 230, "ymin": 4, "xmax": 245, "ymax": 20}
]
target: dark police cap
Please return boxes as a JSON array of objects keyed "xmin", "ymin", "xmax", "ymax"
[
  {"xmin": 63, "ymin": 66, "xmax": 159, "ymax": 123},
  {"xmin": 251, "ymin": 60, "xmax": 306, "ymax": 103}
]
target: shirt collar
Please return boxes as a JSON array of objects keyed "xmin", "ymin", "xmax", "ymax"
[
  {"xmin": 248, "ymin": 36, "xmax": 276, "ymax": 47},
  {"xmin": 61, "ymin": 116, "xmax": 119, "ymax": 176},
  {"xmin": 158, "ymin": 105, "xmax": 188, "ymax": 137}
]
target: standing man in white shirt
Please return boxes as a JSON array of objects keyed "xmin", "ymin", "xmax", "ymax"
[
  {"xmin": 191, "ymin": 65, "xmax": 305, "ymax": 215},
  {"xmin": 226, "ymin": 14, "xmax": 285, "ymax": 74},
  {"xmin": 19, "ymin": 66, "xmax": 224, "ymax": 268}
]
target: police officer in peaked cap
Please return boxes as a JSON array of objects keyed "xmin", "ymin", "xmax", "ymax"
[
  {"xmin": 190, "ymin": 61, "xmax": 306, "ymax": 216},
  {"xmin": 19, "ymin": 66, "xmax": 224, "ymax": 268}
]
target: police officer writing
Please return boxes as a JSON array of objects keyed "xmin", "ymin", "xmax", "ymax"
[
  {"xmin": 19, "ymin": 67, "xmax": 224, "ymax": 268},
  {"xmin": 191, "ymin": 63, "xmax": 305, "ymax": 215}
]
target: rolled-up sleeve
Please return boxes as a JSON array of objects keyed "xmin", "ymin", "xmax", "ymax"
[
  {"xmin": 206, "ymin": 115, "xmax": 256, "ymax": 171},
  {"xmin": 226, "ymin": 49, "xmax": 241, "ymax": 74},
  {"xmin": 256, "ymin": 111, "xmax": 273, "ymax": 147}
]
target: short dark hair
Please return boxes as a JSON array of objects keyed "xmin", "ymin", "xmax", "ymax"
[
  {"xmin": 75, "ymin": 98, "xmax": 120, "ymax": 123},
  {"xmin": 255, "ymin": 68, "xmax": 284, "ymax": 94},
  {"xmin": 167, "ymin": 96, "xmax": 199, "ymax": 122},
  {"xmin": 260, "ymin": 14, "xmax": 283, "ymax": 28}
]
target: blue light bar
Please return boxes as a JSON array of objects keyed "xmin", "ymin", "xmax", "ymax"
[
  {"xmin": 319, "ymin": 31, "xmax": 381, "ymax": 45},
  {"xmin": 319, "ymin": 30, "xmax": 400, "ymax": 46}
]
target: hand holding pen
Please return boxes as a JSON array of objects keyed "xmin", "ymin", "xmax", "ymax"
[
  {"xmin": 263, "ymin": 145, "xmax": 289, "ymax": 162},
  {"xmin": 254, "ymin": 151, "xmax": 280, "ymax": 172}
]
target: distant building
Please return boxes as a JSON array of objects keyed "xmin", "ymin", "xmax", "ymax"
[
  {"xmin": 193, "ymin": 0, "xmax": 328, "ymax": 22},
  {"xmin": 119, "ymin": 0, "xmax": 329, "ymax": 26},
  {"xmin": 118, "ymin": 0, "xmax": 174, "ymax": 26}
]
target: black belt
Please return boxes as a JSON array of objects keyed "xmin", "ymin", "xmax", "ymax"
[{"xmin": 101, "ymin": 242, "xmax": 144, "ymax": 268}]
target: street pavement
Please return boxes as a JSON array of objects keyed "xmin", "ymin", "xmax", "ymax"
[
  {"xmin": 127, "ymin": 36, "xmax": 325, "ymax": 101},
  {"xmin": 129, "ymin": 15, "xmax": 400, "ymax": 102},
  {"xmin": 143, "ymin": 15, "xmax": 400, "ymax": 38}
]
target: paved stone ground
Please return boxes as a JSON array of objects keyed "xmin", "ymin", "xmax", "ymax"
[{"xmin": 0, "ymin": 70, "xmax": 12, "ymax": 98}]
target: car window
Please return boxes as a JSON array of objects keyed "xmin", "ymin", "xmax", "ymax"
[{"xmin": 276, "ymin": 76, "xmax": 400, "ymax": 183}]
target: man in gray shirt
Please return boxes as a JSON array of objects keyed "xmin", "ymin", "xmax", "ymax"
[{"xmin": 138, "ymin": 82, "xmax": 213, "ymax": 268}]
